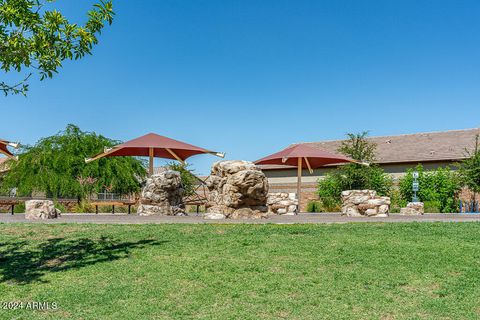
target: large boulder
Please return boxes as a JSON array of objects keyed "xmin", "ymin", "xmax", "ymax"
[
  {"xmin": 205, "ymin": 160, "xmax": 269, "ymax": 219},
  {"xmin": 267, "ymin": 192, "xmax": 297, "ymax": 215},
  {"xmin": 25, "ymin": 200, "xmax": 61, "ymax": 220},
  {"xmin": 137, "ymin": 170, "xmax": 185, "ymax": 216},
  {"xmin": 341, "ymin": 190, "xmax": 390, "ymax": 217},
  {"xmin": 400, "ymin": 202, "xmax": 424, "ymax": 215}
]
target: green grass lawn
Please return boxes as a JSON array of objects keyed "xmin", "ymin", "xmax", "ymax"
[{"xmin": 0, "ymin": 223, "xmax": 479, "ymax": 319}]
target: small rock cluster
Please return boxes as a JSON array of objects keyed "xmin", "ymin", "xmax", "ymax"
[
  {"xmin": 400, "ymin": 202, "xmax": 424, "ymax": 215},
  {"xmin": 25, "ymin": 200, "xmax": 61, "ymax": 220},
  {"xmin": 267, "ymin": 193, "xmax": 297, "ymax": 215},
  {"xmin": 341, "ymin": 190, "xmax": 390, "ymax": 217},
  {"xmin": 204, "ymin": 160, "xmax": 269, "ymax": 219},
  {"xmin": 137, "ymin": 170, "xmax": 185, "ymax": 216}
]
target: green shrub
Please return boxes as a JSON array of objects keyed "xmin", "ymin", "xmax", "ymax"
[
  {"xmin": 319, "ymin": 198, "xmax": 342, "ymax": 212},
  {"xmin": 317, "ymin": 173, "xmax": 343, "ymax": 202},
  {"xmin": 389, "ymin": 207, "xmax": 400, "ymax": 214},
  {"xmin": 306, "ymin": 201, "xmax": 322, "ymax": 212},
  {"xmin": 389, "ymin": 189, "xmax": 407, "ymax": 213},
  {"xmin": 13, "ymin": 203, "xmax": 25, "ymax": 213},
  {"xmin": 399, "ymin": 165, "xmax": 460, "ymax": 213},
  {"xmin": 73, "ymin": 200, "xmax": 94, "ymax": 213},
  {"xmin": 343, "ymin": 164, "xmax": 393, "ymax": 196},
  {"xmin": 54, "ymin": 202, "xmax": 67, "ymax": 213},
  {"xmin": 423, "ymin": 200, "xmax": 442, "ymax": 213}
]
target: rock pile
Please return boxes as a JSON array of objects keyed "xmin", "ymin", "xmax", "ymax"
[
  {"xmin": 137, "ymin": 170, "xmax": 185, "ymax": 216},
  {"xmin": 341, "ymin": 190, "xmax": 390, "ymax": 217},
  {"xmin": 267, "ymin": 192, "xmax": 297, "ymax": 215},
  {"xmin": 400, "ymin": 202, "xmax": 424, "ymax": 215},
  {"xmin": 204, "ymin": 160, "xmax": 269, "ymax": 219},
  {"xmin": 25, "ymin": 200, "xmax": 61, "ymax": 220}
]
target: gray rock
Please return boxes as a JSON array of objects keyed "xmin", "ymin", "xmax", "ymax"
[
  {"xmin": 229, "ymin": 207, "xmax": 268, "ymax": 219},
  {"xmin": 378, "ymin": 204, "xmax": 389, "ymax": 214},
  {"xmin": 267, "ymin": 192, "xmax": 298, "ymax": 215},
  {"xmin": 343, "ymin": 205, "xmax": 361, "ymax": 216},
  {"xmin": 203, "ymin": 213, "xmax": 226, "ymax": 220},
  {"xmin": 400, "ymin": 202, "xmax": 424, "ymax": 215},
  {"xmin": 205, "ymin": 160, "xmax": 269, "ymax": 219},
  {"xmin": 138, "ymin": 170, "xmax": 185, "ymax": 216},
  {"xmin": 25, "ymin": 200, "xmax": 60, "ymax": 220},
  {"xmin": 341, "ymin": 190, "xmax": 390, "ymax": 217}
]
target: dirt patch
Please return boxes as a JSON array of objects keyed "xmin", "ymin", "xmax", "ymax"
[{"xmin": 43, "ymin": 258, "xmax": 65, "ymax": 268}]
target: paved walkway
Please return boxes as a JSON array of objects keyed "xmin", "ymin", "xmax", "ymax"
[{"xmin": 1, "ymin": 213, "xmax": 480, "ymax": 224}]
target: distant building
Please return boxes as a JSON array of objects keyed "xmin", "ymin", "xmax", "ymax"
[{"xmin": 258, "ymin": 128, "xmax": 480, "ymax": 208}]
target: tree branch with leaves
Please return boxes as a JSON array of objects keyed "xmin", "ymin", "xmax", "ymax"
[
  {"xmin": 337, "ymin": 131, "xmax": 376, "ymax": 163},
  {"xmin": 0, "ymin": 0, "xmax": 114, "ymax": 96},
  {"xmin": 458, "ymin": 134, "xmax": 480, "ymax": 202}
]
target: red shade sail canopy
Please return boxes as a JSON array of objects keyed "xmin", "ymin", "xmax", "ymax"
[
  {"xmin": 255, "ymin": 144, "xmax": 354, "ymax": 169},
  {"xmin": 86, "ymin": 133, "xmax": 224, "ymax": 176},
  {"xmin": 0, "ymin": 139, "xmax": 18, "ymax": 159},
  {"xmin": 87, "ymin": 133, "xmax": 222, "ymax": 161}
]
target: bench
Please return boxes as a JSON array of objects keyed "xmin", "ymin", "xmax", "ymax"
[
  {"xmin": 0, "ymin": 198, "xmax": 20, "ymax": 215},
  {"xmin": 89, "ymin": 201, "xmax": 136, "ymax": 214}
]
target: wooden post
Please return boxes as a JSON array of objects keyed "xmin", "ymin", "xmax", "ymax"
[
  {"xmin": 297, "ymin": 157, "xmax": 302, "ymax": 213},
  {"xmin": 11, "ymin": 205, "xmax": 14, "ymax": 215},
  {"xmin": 128, "ymin": 205, "xmax": 131, "ymax": 215},
  {"xmin": 112, "ymin": 205, "xmax": 115, "ymax": 214},
  {"xmin": 149, "ymin": 147, "xmax": 154, "ymax": 177},
  {"xmin": 95, "ymin": 205, "xmax": 98, "ymax": 214}
]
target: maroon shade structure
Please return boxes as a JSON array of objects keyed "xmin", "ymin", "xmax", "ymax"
[
  {"xmin": 85, "ymin": 133, "xmax": 224, "ymax": 176},
  {"xmin": 0, "ymin": 139, "xmax": 19, "ymax": 159},
  {"xmin": 255, "ymin": 144, "xmax": 355, "ymax": 212}
]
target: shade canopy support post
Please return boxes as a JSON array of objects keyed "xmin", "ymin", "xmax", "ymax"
[
  {"xmin": 297, "ymin": 157, "xmax": 302, "ymax": 213},
  {"xmin": 0, "ymin": 149, "xmax": 16, "ymax": 160},
  {"xmin": 85, "ymin": 146, "xmax": 118, "ymax": 163},
  {"xmin": 304, "ymin": 157, "xmax": 313, "ymax": 174},
  {"xmin": 149, "ymin": 147, "xmax": 154, "ymax": 177},
  {"xmin": 166, "ymin": 148, "xmax": 186, "ymax": 165}
]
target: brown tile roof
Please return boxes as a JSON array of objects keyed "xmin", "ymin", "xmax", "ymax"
[{"xmin": 259, "ymin": 128, "xmax": 480, "ymax": 170}]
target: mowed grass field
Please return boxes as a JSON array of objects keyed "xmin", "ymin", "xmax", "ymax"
[{"xmin": 0, "ymin": 223, "xmax": 479, "ymax": 320}]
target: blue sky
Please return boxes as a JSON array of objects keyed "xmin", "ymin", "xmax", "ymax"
[{"xmin": 2, "ymin": 0, "xmax": 480, "ymax": 174}]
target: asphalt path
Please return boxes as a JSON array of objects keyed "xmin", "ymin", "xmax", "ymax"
[{"xmin": 1, "ymin": 213, "xmax": 480, "ymax": 224}]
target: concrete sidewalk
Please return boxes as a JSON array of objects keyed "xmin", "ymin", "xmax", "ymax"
[{"xmin": 1, "ymin": 213, "xmax": 480, "ymax": 224}]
